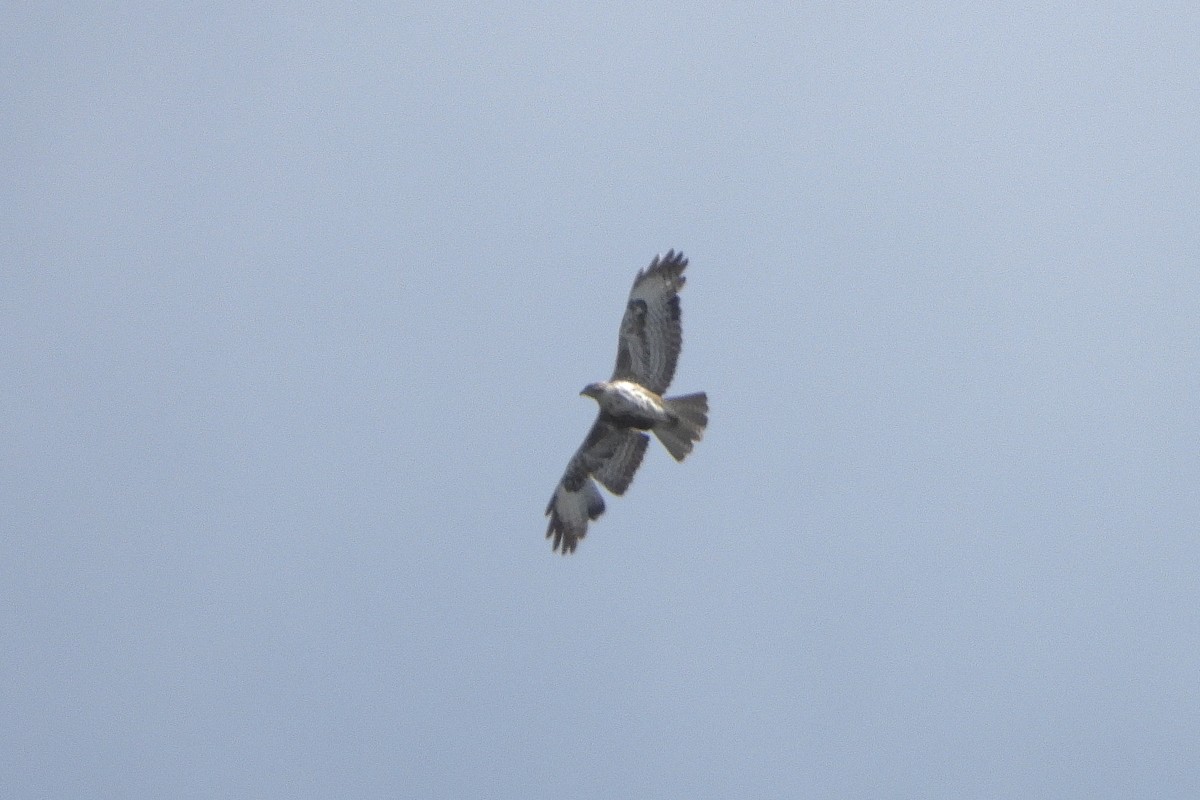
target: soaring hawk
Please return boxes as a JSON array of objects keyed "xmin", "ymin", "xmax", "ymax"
[{"xmin": 545, "ymin": 250, "xmax": 708, "ymax": 554}]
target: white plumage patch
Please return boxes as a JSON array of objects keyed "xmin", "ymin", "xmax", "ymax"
[
  {"xmin": 600, "ymin": 380, "xmax": 668, "ymax": 422},
  {"xmin": 545, "ymin": 476, "xmax": 604, "ymax": 554}
]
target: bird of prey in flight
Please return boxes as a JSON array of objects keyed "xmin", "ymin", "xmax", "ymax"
[{"xmin": 545, "ymin": 250, "xmax": 708, "ymax": 554}]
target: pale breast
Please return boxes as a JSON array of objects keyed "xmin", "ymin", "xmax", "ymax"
[{"xmin": 601, "ymin": 381, "xmax": 668, "ymax": 424}]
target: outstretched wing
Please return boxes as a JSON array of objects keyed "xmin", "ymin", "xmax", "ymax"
[
  {"xmin": 545, "ymin": 418, "xmax": 650, "ymax": 554},
  {"xmin": 610, "ymin": 250, "xmax": 688, "ymax": 395}
]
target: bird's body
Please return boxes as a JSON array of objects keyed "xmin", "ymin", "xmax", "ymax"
[
  {"xmin": 545, "ymin": 251, "xmax": 708, "ymax": 554},
  {"xmin": 582, "ymin": 380, "xmax": 671, "ymax": 429}
]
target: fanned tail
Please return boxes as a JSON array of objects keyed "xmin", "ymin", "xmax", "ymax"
[{"xmin": 653, "ymin": 392, "xmax": 708, "ymax": 462}]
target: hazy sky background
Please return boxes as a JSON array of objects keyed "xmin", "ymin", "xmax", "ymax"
[{"xmin": 4, "ymin": 3, "xmax": 1198, "ymax": 797}]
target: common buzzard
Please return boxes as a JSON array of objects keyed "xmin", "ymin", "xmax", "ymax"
[{"xmin": 545, "ymin": 250, "xmax": 708, "ymax": 554}]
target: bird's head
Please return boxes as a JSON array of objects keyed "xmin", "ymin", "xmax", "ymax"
[{"xmin": 580, "ymin": 382, "xmax": 605, "ymax": 400}]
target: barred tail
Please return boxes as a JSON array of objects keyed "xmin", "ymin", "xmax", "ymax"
[{"xmin": 653, "ymin": 392, "xmax": 708, "ymax": 462}]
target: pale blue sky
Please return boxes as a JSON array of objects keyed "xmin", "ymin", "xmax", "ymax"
[{"xmin": 3, "ymin": 3, "xmax": 1198, "ymax": 798}]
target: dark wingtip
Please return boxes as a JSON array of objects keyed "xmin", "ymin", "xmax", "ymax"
[
  {"xmin": 663, "ymin": 249, "xmax": 687, "ymax": 266},
  {"xmin": 639, "ymin": 250, "xmax": 688, "ymax": 289},
  {"xmin": 546, "ymin": 513, "xmax": 583, "ymax": 555},
  {"xmin": 550, "ymin": 530, "xmax": 580, "ymax": 555}
]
